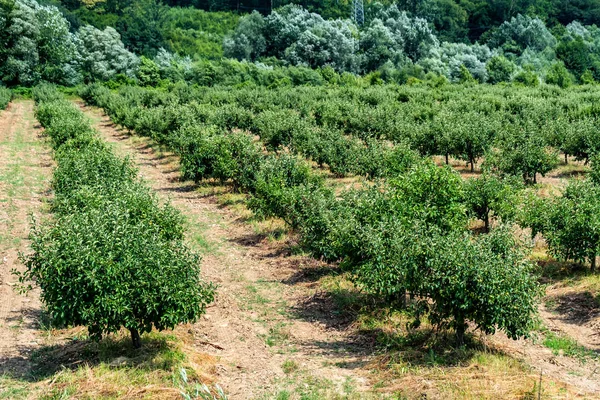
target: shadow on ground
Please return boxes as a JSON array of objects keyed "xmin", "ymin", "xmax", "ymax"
[{"xmin": 0, "ymin": 332, "xmax": 181, "ymax": 383}]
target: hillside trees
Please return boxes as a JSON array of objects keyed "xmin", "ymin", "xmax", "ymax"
[
  {"xmin": 486, "ymin": 14, "xmax": 557, "ymax": 56},
  {"xmin": 76, "ymin": 25, "xmax": 139, "ymax": 82},
  {"xmin": 0, "ymin": 0, "xmax": 78, "ymax": 85},
  {"xmin": 223, "ymin": 11, "xmax": 265, "ymax": 61}
]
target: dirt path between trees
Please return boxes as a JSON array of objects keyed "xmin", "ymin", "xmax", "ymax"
[
  {"xmin": 0, "ymin": 100, "xmax": 52, "ymax": 378},
  {"xmin": 78, "ymin": 103, "xmax": 374, "ymax": 399}
]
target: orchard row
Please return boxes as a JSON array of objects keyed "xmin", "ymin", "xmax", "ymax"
[
  {"xmin": 17, "ymin": 85, "xmax": 214, "ymax": 348},
  {"xmin": 80, "ymin": 82, "xmax": 600, "ymax": 345}
]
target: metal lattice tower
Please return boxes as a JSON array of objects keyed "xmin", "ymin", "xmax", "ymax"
[{"xmin": 352, "ymin": 0, "xmax": 364, "ymax": 26}]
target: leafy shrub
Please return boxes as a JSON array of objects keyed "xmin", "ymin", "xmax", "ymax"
[
  {"xmin": 486, "ymin": 56, "xmax": 516, "ymax": 84},
  {"xmin": 542, "ymin": 179, "xmax": 600, "ymax": 272},
  {"xmin": 20, "ymin": 206, "xmax": 214, "ymax": 347},
  {"xmin": 35, "ymin": 100, "xmax": 96, "ymax": 148},
  {"xmin": 545, "ymin": 62, "xmax": 573, "ymax": 88},
  {"xmin": 247, "ymin": 154, "xmax": 322, "ymax": 226},
  {"xmin": 389, "ymin": 160, "xmax": 467, "ymax": 232},
  {"xmin": 463, "ymin": 173, "xmax": 523, "ymax": 231},
  {"xmin": 177, "ymin": 127, "xmax": 261, "ymax": 187},
  {"xmin": 0, "ymin": 87, "xmax": 12, "ymax": 109},
  {"xmin": 52, "ymin": 144, "xmax": 137, "ymax": 198}
]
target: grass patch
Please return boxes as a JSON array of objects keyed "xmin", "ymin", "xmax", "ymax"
[
  {"xmin": 543, "ymin": 331, "xmax": 599, "ymax": 361},
  {"xmin": 282, "ymin": 359, "xmax": 299, "ymax": 374}
]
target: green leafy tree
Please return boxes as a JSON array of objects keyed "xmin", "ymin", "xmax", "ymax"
[
  {"xmin": 223, "ymin": 11, "xmax": 266, "ymax": 61},
  {"xmin": 544, "ymin": 179, "xmax": 600, "ymax": 272},
  {"xmin": 20, "ymin": 207, "xmax": 215, "ymax": 348},
  {"xmin": 389, "ymin": 160, "xmax": 467, "ymax": 232},
  {"xmin": 136, "ymin": 56, "xmax": 161, "ymax": 87},
  {"xmin": 116, "ymin": 0, "xmax": 166, "ymax": 57},
  {"xmin": 556, "ymin": 37, "xmax": 591, "ymax": 79},
  {"xmin": 352, "ymin": 222, "xmax": 540, "ymax": 346},
  {"xmin": 486, "ymin": 55, "xmax": 516, "ymax": 84},
  {"xmin": 488, "ymin": 129, "xmax": 559, "ymax": 184},
  {"xmin": 463, "ymin": 173, "xmax": 522, "ymax": 232}
]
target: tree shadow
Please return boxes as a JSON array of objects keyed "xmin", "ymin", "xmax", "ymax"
[
  {"xmin": 553, "ymin": 169, "xmax": 588, "ymax": 179},
  {"xmin": 282, "ymin": 264, "xmax": 338, "ymax": 285},
  {"xmin": 0, "ymin": 333, "xmax": 181, "ymax": 383},
  {"xmin": 545, "ymin": 291, "xmax": 600, "ymax": 325},
  {"xmin": 536, "ymin": 259, "xmax": 591, "ymax": 284}
]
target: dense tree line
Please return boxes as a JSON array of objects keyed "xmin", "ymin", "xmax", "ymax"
[
  {"xmin": 224, "ymin": 3, "xmax": 600, "ymax": 84},
  {"xmin": 42, "ymin": 0, "xmax": 600, "ymax": 55},
  {"xmin": 3, "ymin": 0, "xmax": 600, "ymax": 86}
]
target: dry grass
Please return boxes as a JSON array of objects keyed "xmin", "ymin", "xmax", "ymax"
[{"xmin": 0, "ymin": 327, "xmax": 219, "ymax": 400}]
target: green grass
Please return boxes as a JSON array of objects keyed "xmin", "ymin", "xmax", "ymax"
[
  {"xmin": 542, "ymin": 331, "xmax": 599, "ymax": 361},
  {"xmin": 282, "ymin": 359, "xmax": 299, "ymax": 374}
]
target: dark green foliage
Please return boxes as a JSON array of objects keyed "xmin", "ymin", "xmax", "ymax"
[
  {"xmin": 0, "ymin": 86, "xmax": 11, "ymax": 109},
  {"xmin": 486, "ymin": 56, "xmax": 516, "ymax": 84},
  {"xmin": 546, "ymin": 62, "xmax": 573, "ymax": 88},
  {"xmin": 21, "ymin": 206, "xmax": 214, "ymax": 342},
  {"xmin": 557, "ymin": 37, "xmax": 592, "ymax": 79}
]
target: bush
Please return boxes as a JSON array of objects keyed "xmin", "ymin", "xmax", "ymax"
[
  {"xmin": 35, "ymin": 100, "xmax": 96, "ymax": 148},
  {"xmin": 20, "ymin": 206, "xmax": 214, "ymax": 347},
  {"xmin": 0, "ymin": 87, "xmax": 12, "ymax": 110},
  {"xmin": 545, "ymin": 62, "xmax": 573, "ymax": 88},
  {"xmin": 513, "ymin": 67, "xmax": 540, "ymax": 87},
  {"xmin": 177, "ymin": 127, "xmax": 261, "ymax": 187},
  {"xmin": 486, "ymin": 56, "xmax": 516, "ymax": 84},
  {"xmin": 247, "ymin": 154, "xmax": 322, "ymax": 226}
]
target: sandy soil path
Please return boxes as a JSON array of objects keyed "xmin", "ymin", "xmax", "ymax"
[{"xmin": 0, "ymin": 100, "xmax": 53, "ymax": 378}]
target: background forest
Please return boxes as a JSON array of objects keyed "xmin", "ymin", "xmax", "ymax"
[{"xmin": 3, "ymin": 0, "xmax": 600, "ymax": 87}]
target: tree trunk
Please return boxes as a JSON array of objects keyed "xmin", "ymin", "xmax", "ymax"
[
  {"xmin": 592, "ymin": 254, "xmax": 597, "ymax": 273},
  {"xmin": 445, "ymin": 153, "xmax": 449, "ymax": 165},
  {"xmin": 484, "ymin": 213, "xmax": 490, "ymax": 233},
  {"xmin": 470, "ymin": 158, "xmax": 474, "ymax": 173},
  {"xmin": 455, "ymin": 319, "xmax": 466, "ymax": 347},
  {"xmin": 533, "ymin": 173, "xmax": 537, "ymax": 184},
  {"xmin": 130, "ymin": 328, "xmax": 142, "ymax": 349},
  {"xmin": 564, "ymin": 153, "xmax": 568, "ymax": 165}
]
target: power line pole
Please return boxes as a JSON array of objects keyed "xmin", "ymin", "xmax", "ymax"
[{"xmin": 352, "ymin": 0, "xmax": 364, "ymax": 26}]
